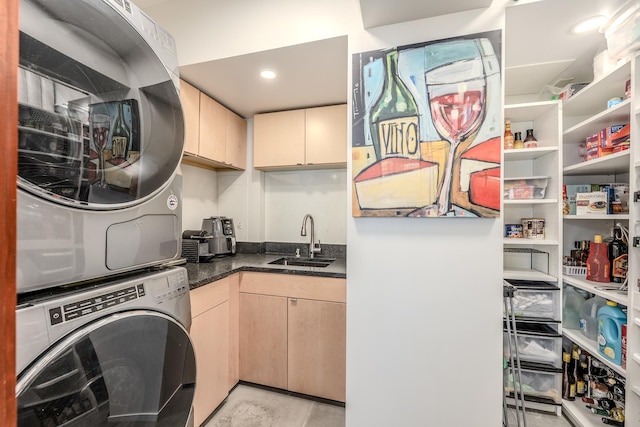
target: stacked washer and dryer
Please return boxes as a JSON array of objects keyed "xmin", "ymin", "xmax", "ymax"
[{"xmin": 15, "ymin": 1, "xmax": 196, "ymax": 426}]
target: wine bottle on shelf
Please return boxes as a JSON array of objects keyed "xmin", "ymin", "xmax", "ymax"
[
  {"xmin": 562, "ymin": 352, "xmax": 575, "ymax": 401},
  {"xmin": 573, "ymin": 347, "xmax": 586, "ymax": 397},
  {"xmin": 111, "ymin": 102, "xmax": 130, "ymax": 161},
  {"xmin": 608, "ymin": 226, "xmax": 627, "ymax": 284},
  {"xmin": 369, "ymin": 49, "xmax": 420, "ymax": 161}
]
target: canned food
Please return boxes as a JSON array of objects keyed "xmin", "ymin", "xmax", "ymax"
[
  {"xmin": 522, "ymin": 218, "xmax": 545, "ymax": 239},
  {"xmin": 505, "ymin": 224, "xmax": 523, "ymax": 238}
]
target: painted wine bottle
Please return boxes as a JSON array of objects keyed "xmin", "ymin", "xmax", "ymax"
[{"xmin": 369, "ymin": 49, "xmax": 420, "ymax": 161}]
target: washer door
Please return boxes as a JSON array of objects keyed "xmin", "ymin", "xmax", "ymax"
[
  {"xmin": 17, "ymin": 311, "xmax": 196, "ymax": 427},
  {"xmin": 18, "ymin": 0, "xmax": 184, "ymax": 210}
]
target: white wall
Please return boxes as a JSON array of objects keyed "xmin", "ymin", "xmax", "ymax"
[
  {"xmin": 265, "ymin": 169, "xmax": 347, "ymax": 244},
  {"xmin": 345, "ymin": 8, "xmax": 504, "ymax": 427},
  {"xmin": 180, "ymin": 163, "xmax": 218, "ymax": 230},
  {"xmin": 149, "ymin": 2, "xmax": 504, "ymax": 426}
]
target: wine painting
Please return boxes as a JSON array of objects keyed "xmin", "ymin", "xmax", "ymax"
[
  {"xmin": 351, "ymin": 31, "xmax": 502, "ymax": 218},
  {"xmin": 88, "ymin": 99, "xmax": 140, "ymax": 197}
]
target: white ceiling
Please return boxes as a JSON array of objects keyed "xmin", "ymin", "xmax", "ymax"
[{"xmin": 137, "ymin": 0, "xmax": 627, "ymax": 118}]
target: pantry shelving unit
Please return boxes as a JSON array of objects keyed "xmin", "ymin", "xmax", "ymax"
[
  {"xmin": 503, "ymin": 100, "xmax": 563, "ymax": 415},
  {"xmin": 559, "ymin": 56, "xmax": 635, "ymax": 427}
]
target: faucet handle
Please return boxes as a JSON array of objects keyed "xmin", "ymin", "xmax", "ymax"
[{"xmin": 313, "ymin": 240, "xmax": 322, "ymax": 253}]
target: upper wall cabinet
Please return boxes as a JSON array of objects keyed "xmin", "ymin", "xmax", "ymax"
[
  {"xmin": 179, "ymin": 79, "xmax": 247, "ymax": 170},
  {"xmin": 253, "ymin": 104, "xmax": 347, "ymax": 170}
]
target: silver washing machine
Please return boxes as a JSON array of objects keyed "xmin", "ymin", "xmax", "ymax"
[
  {"xmin": 16, "ymin": 266, "xmax": 195, "ymax": 427},
  {"xmin": 17, "ymin": 0, "xmax": 185, "ymax": 293}
]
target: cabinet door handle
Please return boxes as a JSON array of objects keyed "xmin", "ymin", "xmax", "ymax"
[{"xmin": 290, "ymin": 298, "xmax": 297, "ymax": 303}]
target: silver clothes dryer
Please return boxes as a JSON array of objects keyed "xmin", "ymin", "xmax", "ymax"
[{"xmin": 17, "ymin": 0, "xmax": 186, "ymax": 293}]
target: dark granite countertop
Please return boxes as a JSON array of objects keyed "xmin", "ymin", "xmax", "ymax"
[{"xmin": 185, "ymin": 253, "xmax": 347, "ymax": 289}]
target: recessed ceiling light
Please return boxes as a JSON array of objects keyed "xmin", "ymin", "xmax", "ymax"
[
  {"xmin": 572, "ymin": 15, "xmax": 607, "ymax": 34},
  {"xmin": 260, "ymin": 70, "xmax": 276, "ymax": 79}
]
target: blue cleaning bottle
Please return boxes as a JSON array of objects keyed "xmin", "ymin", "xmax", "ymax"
[{"xmin": 597, "ymin": 301, "xmax": 627, "ymax": 366}]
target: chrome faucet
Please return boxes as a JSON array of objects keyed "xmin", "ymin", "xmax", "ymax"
[{"xmin": 300, "ymin": 214, "xmax": 321, "ymax": 258}]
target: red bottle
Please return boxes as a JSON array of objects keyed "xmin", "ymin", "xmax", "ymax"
[{"xmin": 586, "ymin": 235, "xmax": 610, "ymax": 283}]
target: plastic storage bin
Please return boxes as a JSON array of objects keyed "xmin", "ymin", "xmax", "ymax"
[
  {"xmin": 503, "ymin": 323, "xmax": 562, "ymax": 369},
  {"xmin": 504, "ymin": 176, "xmax": 550, "ymax": 200},
  {"xmin": 604, "ymin": 1, "xmax": 640, "ymax": 60},
  {"xmin": 503, "ymin": 280, "xmax": 560, "ymax": 320},
  {"xmin": 504, "ymin": 366, "xmax": 562, "ymax": 404}
]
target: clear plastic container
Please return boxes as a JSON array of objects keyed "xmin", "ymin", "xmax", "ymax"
[
  {"xmin": 563, "ymin": 285, "xmax": 587, "ymax": 330},
  {"xmin": 580, "ymin": 295, "xmax": 607, "ymax": 341}
]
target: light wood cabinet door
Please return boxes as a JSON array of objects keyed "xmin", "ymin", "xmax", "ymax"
[
  {"xmin": 305, "ymin": 104, "xmax": 347, "ymax": 166},
  {"xmin": 199, "ymin": 94, "xmax": 227, "ymax": 162},
  {"xmin": 190, "ymin": 301, "xmax": 230, "ymax": 426},
  {"xmin": 239, "ymin": 292, "xmax": 288, "ymax": 389},
  {"xmin": 226, "ymin": 110, "xmax": 247, "ymax": 169},
  {"xmin": 288, "ymin": 298, "xmax": 346, "ymax": 402},
  {"xmin": 179, "ymin": 79, "xmax": 200, "ymax": 155},
  {"xmin": 254, "ymin": 109, "xmax": 305, "ymax": 168}
]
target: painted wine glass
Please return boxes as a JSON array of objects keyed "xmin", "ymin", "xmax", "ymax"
[
  {"xmin": 425, "ymin": 45, "xmax": 486, "ymax": 216},
  {"xmin": 91, "ymin": 113, "xmax": 110, "ymax": 188}
]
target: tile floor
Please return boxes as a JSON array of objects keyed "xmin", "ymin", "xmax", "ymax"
[
  {"xmin": 205, "ymin": 384, "xmax": 345, "ymax": 427},
  {"xmin": 206, "ymin": 384, "xmax": 575, "ymax": 427}
]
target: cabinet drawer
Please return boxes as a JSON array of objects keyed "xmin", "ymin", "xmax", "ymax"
[
  {"xmin": 190, "ymin": 278, "xmax": 231, "ymax": 318},
  {"xmin": 504, "ymin": 280, "xmax": 560, "ymax": 321},
  {"xmin": 504, "ymin": 367, "xmax": 561, "ymax": 404},
  {"xmin": 503, "ymin": 327, "xmax": 562, "ymax": 369},
  {"xmin": 239, "ymin": 272, "xmax": 346, "ymax": 303}
]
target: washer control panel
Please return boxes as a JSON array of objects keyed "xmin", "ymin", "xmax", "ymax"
[{"xmin": 49, "ymin": 284, "xmax": 146, "ymax": 326}]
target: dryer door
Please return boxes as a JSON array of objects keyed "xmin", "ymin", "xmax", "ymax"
[
  {"xmin": 17, "ymin": 311, "xmax": 196, "ymax": 427},
  {"xmin": 18, "ymin": 0, "xmax": 184, "ymax": 210}
]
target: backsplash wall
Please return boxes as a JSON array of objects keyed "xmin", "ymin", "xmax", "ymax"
[
  {"xmin": 181, "ymin": 163, "xmax": 218, "ymax": 230},
  {"xmin": 264, "ymin": 169, "xmax": 347, "ymax": 245},
  {"xmin": 181, "ymin": 164, "xmax": 347, "ymax": 245}
]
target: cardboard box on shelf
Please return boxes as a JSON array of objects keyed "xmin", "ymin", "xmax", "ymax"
[
  {"xmin": 564, "ymin": 184, "xmax": 592, "ymax": 215},
  {"xmin": 576, "ymin": 191, "xmax": 608, "ymax": 215}
]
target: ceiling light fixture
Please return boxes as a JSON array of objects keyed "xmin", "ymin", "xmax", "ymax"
[
  {"xmin": 572, "ymin": 15, "xmax": 607, "ymax": 34},
  {"xmin": 260, "ymin": 70, "xmax": 276, "ymax": 79}
]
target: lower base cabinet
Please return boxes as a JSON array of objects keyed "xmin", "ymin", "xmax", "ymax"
[
  {"xmin": 239, "ymin": 293, "xmax": 288, "ymax": 389},
  {"xmin": 190, "ymin": 278, "xmax": 232, "ymax": 426},
  {"xmin": 288, "ymin": 298, "xmax": 346, "ymax": 402},
  {"xmin": 239, "ymin": 272, "xmax": 346, "ymax": 402}
]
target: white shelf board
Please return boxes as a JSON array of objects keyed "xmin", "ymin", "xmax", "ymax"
[
  {"xmin": 562, "ymin": 398, "xmax": 602, "ymax": 427},
  {"xmin": 504, "ymin": 198, "xmax": 559, "ymax": 205},
  {"xmin": 503, "ymin": 238, "xmax": 559, "ymax": 246},
  {"xmin": 563, "ymin": 328, "xmax": 626, "ymax": 377},
  {"xmin": 563, "ymin": 214, "xmax": 630, "ymax": 221},
  {"xmin": 504, "ymin": 146, "xmax": 559, "ymax": 161},
  {"xmin": 563, "ymin": 99, "xmax": 630, "ymax": 144},
  {"xmin": 563, "ymin": 151, "xmax": 630, "ymax": 176},
  {"xmin": 562, "ymin": 275, "xmax": 629, "ymax": 306},
  {"xmin": 504, "ymin": 100, "xmax": 560, "ymax": 122},
  {"xmin": 563, "ymin": 59, "xmax": 631, "ymax": 118},
  {"xmin": 504, "ymin": 268, "xmax": 557, "ymax": 282}
]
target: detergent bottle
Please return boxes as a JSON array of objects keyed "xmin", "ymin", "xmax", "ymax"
[{"xmin": 597, "ymin": 301, "xmax": 627, "ymax": 366}]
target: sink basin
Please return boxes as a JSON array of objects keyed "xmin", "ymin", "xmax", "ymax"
[{"xmin": 268, "ymin": 256, "xmax": 335, "ymax": 268}]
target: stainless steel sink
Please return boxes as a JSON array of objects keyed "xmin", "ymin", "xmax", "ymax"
[{"xmin": 268, "ymin": 256, "xmax": 335, "ymax": 268}]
